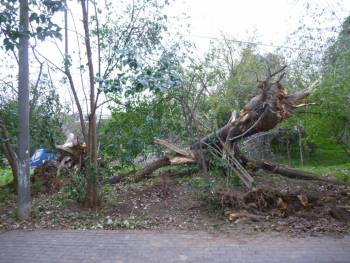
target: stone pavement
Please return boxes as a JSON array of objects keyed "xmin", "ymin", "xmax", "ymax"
[{"xmin": 0, "ymin": 230, "xmax": 349, "ymax": 263}]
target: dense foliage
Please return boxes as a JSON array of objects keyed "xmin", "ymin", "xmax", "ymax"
[
  {"xmin": 300, "ymin": 17, "xmax": 350, "ymax": 157},
  {"xmin": 0, "ymin": 77, "xmax": 66, "ymax": 159}
]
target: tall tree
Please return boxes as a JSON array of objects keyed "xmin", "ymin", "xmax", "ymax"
[
  {"xmin": 0, "ymin": 0, "xmax": 63, "ymax": 216},
  {"xmin": 299, "ymin": 16, "xmax": 350, "ymax": 158},
  {"xmin": 81, "ymin": 0, "xmax": 98, "ymax": 207},
  {"xmin": 54, "ymin": 0, "xmax": 181, "ymax": 207},
  {"xmin": 17, "ymin": 0, "xmax": 30, "ymax": 219}
]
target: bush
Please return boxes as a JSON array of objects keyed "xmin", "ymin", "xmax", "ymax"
[
  {"xmin": 58, "ymin": 171, "xmax": 86, "ymax": 205},
  {"xmin": 0, "ymin": 168, "xmax": 13, "ymax": 186}
]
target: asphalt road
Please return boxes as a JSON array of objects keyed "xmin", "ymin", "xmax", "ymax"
[{"xmin": 0, "ymin": 230, "xmax": 349, "ymax": 263}]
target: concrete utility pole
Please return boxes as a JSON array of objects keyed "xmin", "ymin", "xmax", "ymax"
[{"xmin": 17, "ymin": 0, "xmax": 31, "ymax": 219}]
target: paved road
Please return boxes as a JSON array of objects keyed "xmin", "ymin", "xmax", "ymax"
[{"xmin": 0, "ymin": 230, "xmax": 349, "ymax": 263}]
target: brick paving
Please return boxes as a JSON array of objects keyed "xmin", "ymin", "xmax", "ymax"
[{"xmin": 0, "ymin": 230, "xmax": 349, "ymax": 263}]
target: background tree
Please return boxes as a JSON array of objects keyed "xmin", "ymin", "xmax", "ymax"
[
  {"xmin": 40, "ymin": 0, "xmax": 185, "ymax": 207},
  {"xmin": 298, "ymin": 17, "xmax": 350, "ymax": 159}
]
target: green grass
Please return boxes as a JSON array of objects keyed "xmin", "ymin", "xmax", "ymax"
[
  {"xmin": 0, "ymin": 168, "xmax": 13, "ymax": 186},
  {"xmin": 273, "ymin": 144, "xmax": 350, "ymax": 182},
  {"xmin": 273, "ymin": 143, "xmax": 349, "ymax": 167}
]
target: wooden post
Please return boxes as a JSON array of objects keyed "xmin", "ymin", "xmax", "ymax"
[
  {"xmin": 286, "ymin": 137, "xmax": 292, "ymax": 167},
  {"xmin": 297, "ymin": 125, "xmax": 304, "ymax": 166}
]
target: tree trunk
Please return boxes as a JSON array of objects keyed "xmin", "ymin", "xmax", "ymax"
[
  {"xmin": 337, "ymin": 126, "xmax": 350, "ymax": 159},
  {"xmin": 191, "ymin": 78, "xmax": 317, "ymax": 151},
  {"xmin": 135, "ymin": 156, "xmax": 171, "ymax": 177},
  {"xmin": 286, "ymin": 137, "xmax": 292, "ymax": 167},
  {"xmin": 81, "ymin": 0, "xmax": 99, "ymax": 208},
  {"xmin": 64, "ymin": 1, "xmax": 87, "ymax": 143},
  {"xmin": 17, "ymin": 0, "xmax": 31, "ymax": 219},
  {"xmin": 297, "ymin": 125, "xmax": 304, "ymax": 166}
]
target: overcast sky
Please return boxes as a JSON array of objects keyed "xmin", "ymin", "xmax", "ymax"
[
  {"xmin": 59, "ymin": 0, "xmax": 350, "ymax": 116},
  {"xmin": 2, "ymin": 0, "xmax": 350, "ymax": 118},
  {"xmin": 169, "ymin": 0, "xmax": 350, "ymax": 53}
]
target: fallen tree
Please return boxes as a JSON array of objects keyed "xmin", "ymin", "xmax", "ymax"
[{"xmin": 134, "ymin": 66, "xmax": 330, "ymax": 187}]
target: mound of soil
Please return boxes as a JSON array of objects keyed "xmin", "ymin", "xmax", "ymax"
[
  {"xmin": 0, "ymin": 169, "xmax": 348, "ymax": 236},
  {"xmin": 108, "ymin": 170, "xmax": 350, "ymax": 235}
]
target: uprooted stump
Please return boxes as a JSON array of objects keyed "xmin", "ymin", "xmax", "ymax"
[{"xmin": 56, "ymin": 134, "xmax": 86, "ymax": 173}]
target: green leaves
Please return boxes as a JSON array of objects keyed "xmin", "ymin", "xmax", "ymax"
[
  {"xmin": 287, "ymin": 16, "xmax": 350, "ymax": 156},
  {"xmin": 0, "ymin": 76, "xmax": 66, "ymax": 153},
  {"xmin": 100, "ymin": 96, "xmax": 184, "ymax": 164},
  {"xmin": 0, "ymin": 0, "xmax": 63, "ymax": 50}
]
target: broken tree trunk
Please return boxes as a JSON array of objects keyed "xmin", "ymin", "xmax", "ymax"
[
  {"xmin": 56, "ymin": 133, "xmax": 86, "ymax": 172},
  {"xmin": 191, "ymin": 69, "xmax": 319, "ymax": 151},
  {"xmin": 136, "ymin": 67, "xmax": 321, "ymax": 188}
]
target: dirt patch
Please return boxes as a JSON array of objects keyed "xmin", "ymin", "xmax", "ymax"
[
  {"xmin": 111, "ymin": 175, "xmax": 211, "ymax": 229},
  {"xmin": 0, "ymin": 170, "xmax": 349, "ymax": 236}
]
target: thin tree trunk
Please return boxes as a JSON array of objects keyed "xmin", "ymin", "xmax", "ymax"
[
  {"xmin": 17, "ymin": 0, "xmax": 31, "ymax": 219},
  {"xmin": 337, "ymin": 125, "xmax": 350, "ymax": 159},
  {"xmin": 81, "ymin": 0, "xmax": 98, "ymax": 207},
  {"xmin": 64, "ymin": 1, "xmax": 87, "ymax": 142},
  {"xmin": 286, "ymin": 137, "xmax": 292, "ymax": 167},
  {"xmin": 297, "ymin": 125, "xmax": 304, "ymax": 166}
]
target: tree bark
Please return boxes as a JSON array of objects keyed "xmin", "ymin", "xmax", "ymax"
[
  {"xmin": 64, "ymin": 1, "xmax": 87, "ymax": 143},
  {"xmin": 81, "ymin": 0, "xmax": 99, "ymax": 208},
  {"xmin": 17, "ymin": 0, "xmax": 31, "ymax": 219},
  {"xmin": 191, "ymin": 78, "xmax": 318, "ymax": 151},
  {"xmin": 297, "ymin": 125, "xmax": 304, "ymax": 166},
  {"xmin": 337, "ymin": 125, "xmax": 350, "ymax": 159},
  {"xmin": 286, "ymin": 137, "xmax": 292, "ymax": 167},
  {"xmin": 135, "ymin": 156, "xmax": 171, "ymax": 177}
]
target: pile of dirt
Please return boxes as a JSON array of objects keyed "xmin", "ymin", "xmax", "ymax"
[
  {"xmin": 107, "ymin": 170, "xmax": 350, "ymax": 235},
  {"xmin": 0, "ymin": 169, "xmax": 348, "ymax": 236}
]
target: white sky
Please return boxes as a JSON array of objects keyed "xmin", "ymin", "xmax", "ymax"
[
  {"xmin": 169, "ymin": 0, "xmax": 350, "ymax": 53},
  {"xmin": 2, "ymin": 0, "xmax": 350, "ymax": 118}
]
